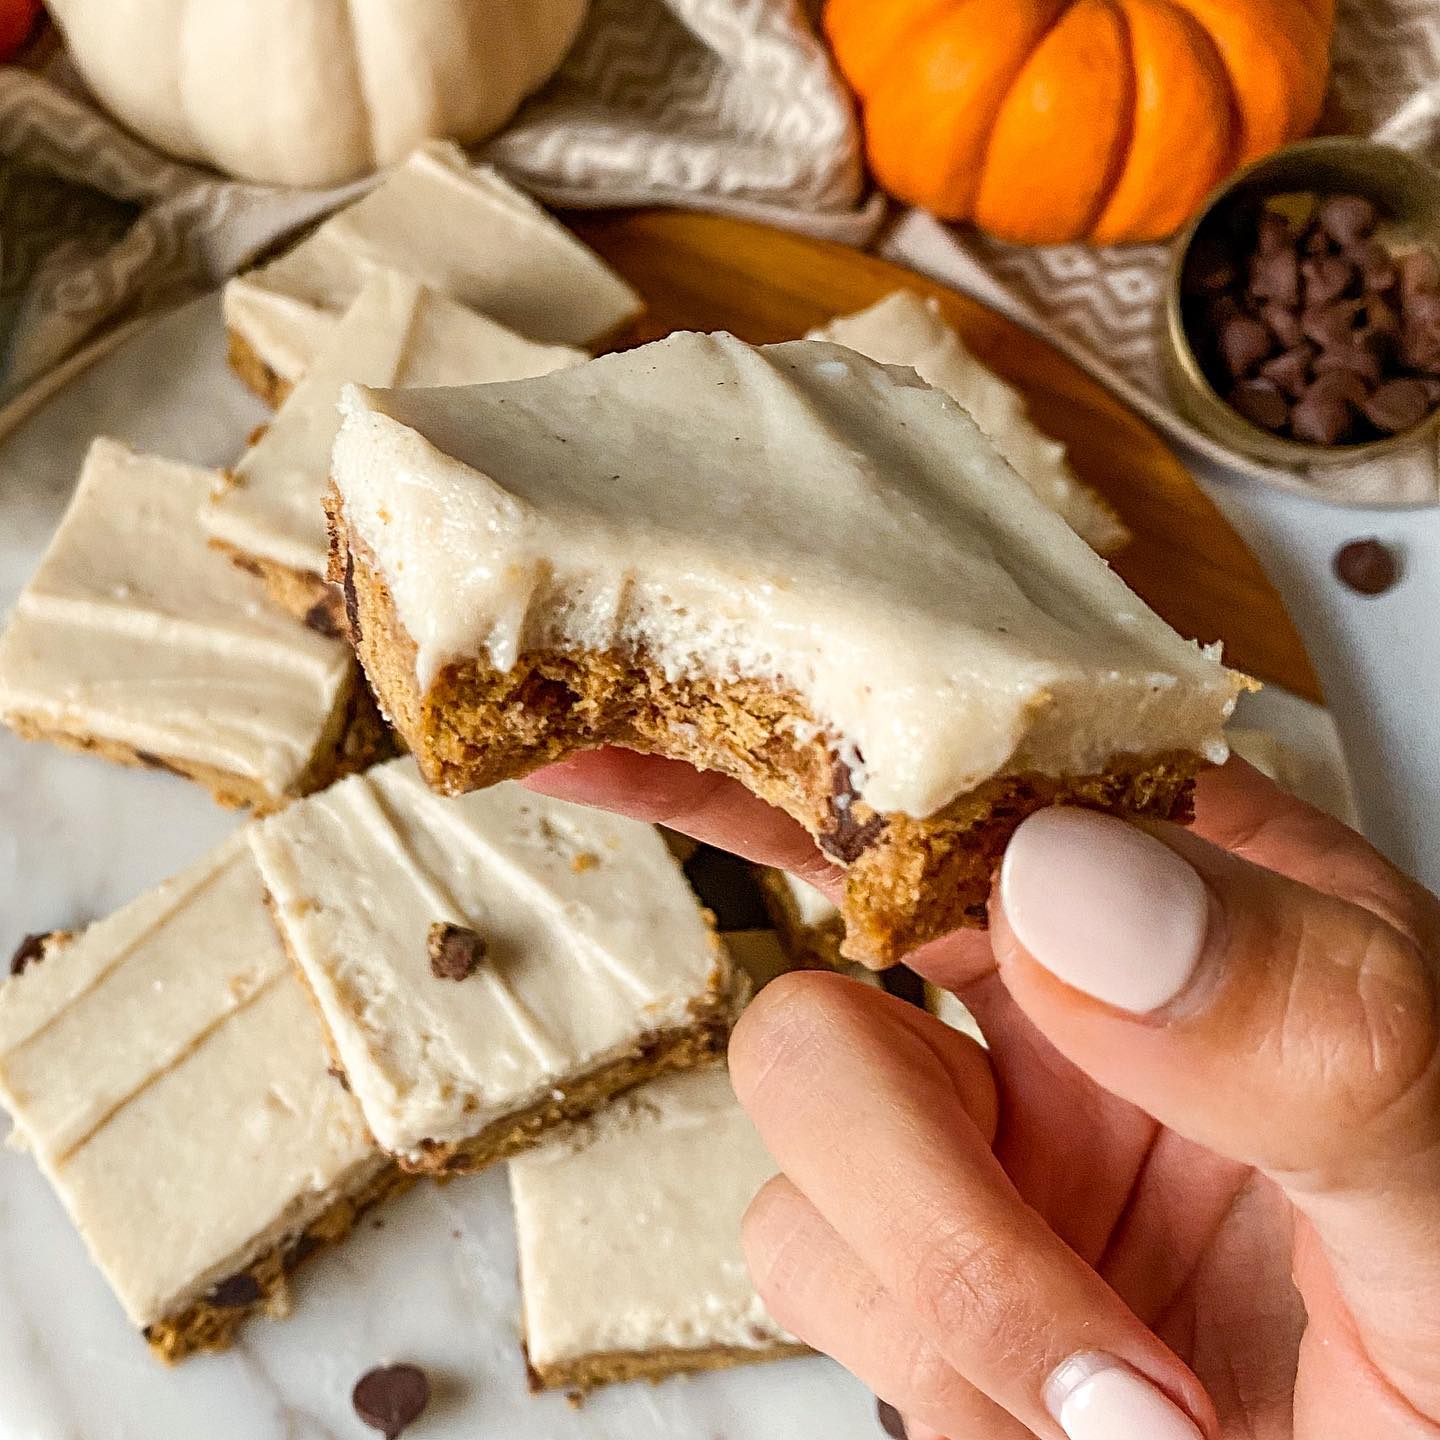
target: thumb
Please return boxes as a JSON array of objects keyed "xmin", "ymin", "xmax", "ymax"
[{"xmin": 991, "ymin": 804, "xmax": 1440, "ymax": 1416}]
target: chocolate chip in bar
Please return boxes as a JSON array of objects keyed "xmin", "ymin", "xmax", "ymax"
[
  {"xmin": 1362, "ymin": 376, "xmax": 1432, "ymax": 434},
  {"xmin": 821, "ymin": 756, "xmax": 887, "ymax": 864},
  {"xmin": 9, "ymin": 931, "xmax": 53, "ymax": 977},
  {"xmin": 207, "ymin": 1272, "xmax": 263, "ymax": 1308},
  {"xmin": 353, "ymin": 1364, "xmax": 431, "ymax": 1440},
  {"xmin": 427, "ymin": 921, "xmax": 488, "ymax": 981},
  {"xmin": 1334, "ymin": 538, "xmax": 1399, "ymax": 595},
  {"xmin": 1228, "ymin": 378, "xmax": 1290, "ymax": 431},
  {"xmin": 1218, "ymin": 315, "xmax": 1273, "ymax": 378}
]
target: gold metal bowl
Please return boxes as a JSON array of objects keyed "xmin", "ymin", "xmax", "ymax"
[{"xmin": 1161, "ymin": 136, "xmax": 1440, "ymax": 472}]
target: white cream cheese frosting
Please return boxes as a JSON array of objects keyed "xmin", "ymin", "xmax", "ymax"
[
  {"xmin": 0, "ymin": 439, "xmax": 353, "ymax": 799},
  {"xmin": 222, "ymin": 141, "xmax": 641, "ymax": 385},
  {"xmin": 0, "ymin": 833, "xmax": 381, "ymax": 1328},
  {"xmin": 248, "ymin": 758, "xmax": 730, "ymax": 1164},
  {"xmin": 206, "ymin": 269, "xmax": 584, "ymax": 578},
  {"xmin": 331, "ymin": 332, "xmax": 1244, "ymax": 819},
  {"xmin": 809, "ymin": 290, "xmax": 1129, "ymax": 555},
  {"xmin": 510, "ymin": 1064, "xmax": 794, "ymax": 1366}
]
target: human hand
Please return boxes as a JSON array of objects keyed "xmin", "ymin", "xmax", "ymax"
[{"xmin": 525, "ymin": 751, "xmax": 1440, "ymax": 1439}]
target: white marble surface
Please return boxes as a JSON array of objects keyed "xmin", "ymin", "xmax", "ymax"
[{"xmin": 0, "ymin": 297, "xmax": 875, "ymax": 1440}]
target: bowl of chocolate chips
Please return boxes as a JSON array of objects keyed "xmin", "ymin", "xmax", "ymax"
[{"xmin": 1164, "ymin": 136, "xmax": 1440, "ymax": 479}]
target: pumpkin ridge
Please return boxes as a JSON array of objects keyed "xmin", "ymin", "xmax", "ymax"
[
  {"xmin": 1155, "ymin": 0, "xmax": 1241, "ymax": 181},
  {"xmin": 1076, "ymin": 0, "xmax": 1139, "ymax": 240}
]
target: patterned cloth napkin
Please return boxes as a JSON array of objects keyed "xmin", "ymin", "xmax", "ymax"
[{"xmin": 1, "ymin": 0, "xmax": 1437, "ymax": 503}]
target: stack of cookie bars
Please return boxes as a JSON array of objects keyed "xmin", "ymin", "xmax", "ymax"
[{"xmin": 0, "ymin": 140, "xmax": 1244, "ymax": 1396}]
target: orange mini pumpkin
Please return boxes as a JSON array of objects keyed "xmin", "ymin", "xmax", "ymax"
[{"xmin": 826, "ymin": 0, "xmax": 1335, "ymax": 245}]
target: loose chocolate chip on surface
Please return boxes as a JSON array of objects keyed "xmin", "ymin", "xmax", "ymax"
[
  {"xmin": 207, "ymin": 1272, "xmax": 263, "ymax": 1308},
  {"xmin": 1334, "ymin": 538, "xmax": 1399, "ymax": 595},
  {"xmin": 1228, "ymin": 378, "xmax": 1290, "ymax": 431},
  {"xmin": 353, "ymin": 1364, "xmax": 431, "ymax": 1440},
  {"xmin": 9, "ymin": 932, "xmax": 51, "ymax": 976},
  {"xmin": 427, "ymin": 922, "xmax": 488, "ymax": 981},
  {"xmin": 1363, "ymin": 377, "xmax": 1432, "ymax": 434},
  {"xmin": 876, "ymin": 1398, "xmax": 908, "ymax": 1438},
  {"xmin": 1218, "ymin": 315, "xmax": 1273, "ymax": 378},
  {"xmin": 1318, "ymin": 194, "xmax": 1378, "ymax": 246}
]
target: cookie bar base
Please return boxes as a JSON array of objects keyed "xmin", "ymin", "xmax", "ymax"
[
  {"xmin": 142, "ymin": 1161, "xmax": 412, "ymax": 1363},
  {"xmin": 1, "ymin": 664, "xmax": 392, "ymax": 813},
  {"xmin": 226, "ymin": 328, "xmax": 294, "ymax": 410},
  {"xmin": 212, "ymin": 537, "xmax": 344, "ymax": 635},
  {"xmin": 394, "ymin": 1014, "xmax": 731, "ymax": 1176},
  {"xmin": 525, "ymin": 1339, "xmax": 813, "ymax": 1393},
  {"xmin": 331, "ymin": 496, "xmax": 1201, "ymax": 966},
  {"xmin": 754, "ymin": 868, "xmax": 846, "ymax": 970}
]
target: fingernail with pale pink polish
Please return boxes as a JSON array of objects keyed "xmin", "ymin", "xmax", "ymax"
[
  {"xmin": 1000, "ymin": 809, "xmax": 1209, "ymax": 1014},
  {"xmin": 1046, "ymin": 1353, "xmax": 1204, "ymax": 1440}
]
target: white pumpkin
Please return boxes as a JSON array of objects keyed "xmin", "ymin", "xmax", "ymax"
[{"xmin": 48, "ymin": 0, "xmax": 589, "ymax": 187}]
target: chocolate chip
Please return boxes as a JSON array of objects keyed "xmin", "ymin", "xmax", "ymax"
[
  {"xmin": 427, "ymin": 922, "xmax": 487, "ymax": 981},
  {"xmin": 1256, "ymin": 211, "xmax": 1294, "ymax": 254},
  {"xmin": 1258, "ymin": 344, "xmax": 1315, "ymax": 399},
  {"xmin": 820, "ymin": 757, "xmax": 887, "ymax": 864},
  {"xmin": 1301, "ymin": 220, "xmax": 1335, "ymax": 256},
  {"xmin": 1248, "ymin": 246, "xmax": 1300, "ymax": 307},
  {"xmin": 1362, "ymin": 376, "xmax": 1433, "ymax": 434},
  {"xmin": 1334, "ymin": 538, "xmax": 1399, "ymax": 595},
  {"xmin": 303, "ymin": 591, "xmax": 344, "ymax": 638},
  {"xmin": 1301, "ymin": 254, "xmax": 1354, "ymax": 309},
  {"xmin": 1228, "ymin": 378, "xmax": 1290, "ymax": 431},
  {"xmin": 207, "ymin": 1272, "xmax": 262, "ymax": 1308},
  {"xmin": 1312, "ymin": 342, "xmax": 1383, "ymax": 387},
  {"xmin": 327, "ymin": 1063, "xmax": 352, "ymax": 1093},
  {"xmin": 1348, "ymin": 238, "xmax": 1398, "ymax": 294},
  {"xmin": 876, "ymin": 1399, "xmax": 908, "ymax": 1437},
  {"xmin": 1318, "ymin": 194, "xmax": 1378, "ymax": 246},
  {"xmin": 352, "ymin": 1364, "xmax": 430, "ymax": 1440},
  {"xmin": 342, "ymin": 549, "xmax": 361, "ymax": 643},
  {"xmin": 9, "ymin": 932, "xmax": 52, "ymax": 976},
  {"xmin": 1218, "ymin": 315, "xmax": 1273, "ymax": 378},
  {"xmin": 1292, "ymin": 389, "xmax": 1356, "ymax": 446},
  {"xmin": 1307, "ymin": 369, "xmax": 1370, "ymax": 409},
  {"xmin": 1301, "ymin": 297, "xmax": 1364, "ymax": 349},
  {"xmin": 1399, "ymin": 248, "xmax": 1440, "ymax": 299},
  {"xmin": 1259, "ymin": 302, "xmax": 1304, "ymax": 349}
]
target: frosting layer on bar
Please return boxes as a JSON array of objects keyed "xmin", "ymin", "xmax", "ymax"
[
  {"xmin": 0, "ymin": 834, "xmax": 379, "ymax": 1328},
  {"xmin": 0, "ymin": 439, "xmax": 352, "ymax": 799},
  {"xmin": 332, "ymin": 333, "xmax": 1242, "ymax": 817},
  {"xmin": 511, "ymin": 1065, "xmax": 793, "ymax": 1367},
  {"xmin": 207, "ymin": 269, "xmax": 583, "ymax": 578},
  {"xmin": 223, "ymin": 141, "xmax": 641, "ymax": 384},
  {"xmin": 249, "ymin": 758, "xmax": 731, "ymax": 1162},
  {"xmin": 809, "ymin": 290, "xmax": 1129, "ymax": 554}
]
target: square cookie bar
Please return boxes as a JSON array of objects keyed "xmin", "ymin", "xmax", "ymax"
[
  {"xmin": 223, "ymin": 141, "xmax": 641, "ymax": 405},
  {"xmin": 0, "ymin": 833, "xmax": 403, "ymax": 1362},
  {"xmin": 249, "ymin": 758, "xmax": 740, "ymax": 1172},
  {"xmin": 510, "ymin": 1063, "xmax": 808, "ymax": 1392},
  {"xmin": 0, "ymin": 439, "xmax": 384, "ymax": 810},
  {"xmin": 327, "ymin": 332, "xmax": 1246, "ymax": 965},
  {"xmin": 206, "ymin": 268, "xmax": 583, "ymax": 625},
  {"xmin": 809, "ymin": 290, "xmax": 1129, "ymax": 555}
]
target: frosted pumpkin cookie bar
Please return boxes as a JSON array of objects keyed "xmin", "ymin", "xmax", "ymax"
[
  {"xmin": 224, "ymin": 141, "xmax": 641, "ymax": 405},
  {"xmin": 810, "ymin": 289, "xmax": 1129, "ymax": 555},
  {"xmin": 326, "ymin": 333, "xmax": 1246, "ymax": 965},
  {"xmin": 249, "ymin": 757, "xmax": 739, "ymax": 1173},
  {"xmin": 0, "ymin": 439, "xmax": 383, "ymax": 810},
  {"xmin": 0, "ymin": 834, "xmax": 403, "ymax": 1362},
  {"xmin": 207, "ymin": 268, "xmax": 583, "ymax": 626},
  {"xmin": 511, "ymin": 1063, "xmax": 808, "ymax": 1392}
]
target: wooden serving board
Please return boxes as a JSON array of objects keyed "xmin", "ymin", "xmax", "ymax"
[{"xmin": 571, "ymin": 210, "xmax": 1321, "ymax": 703}]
